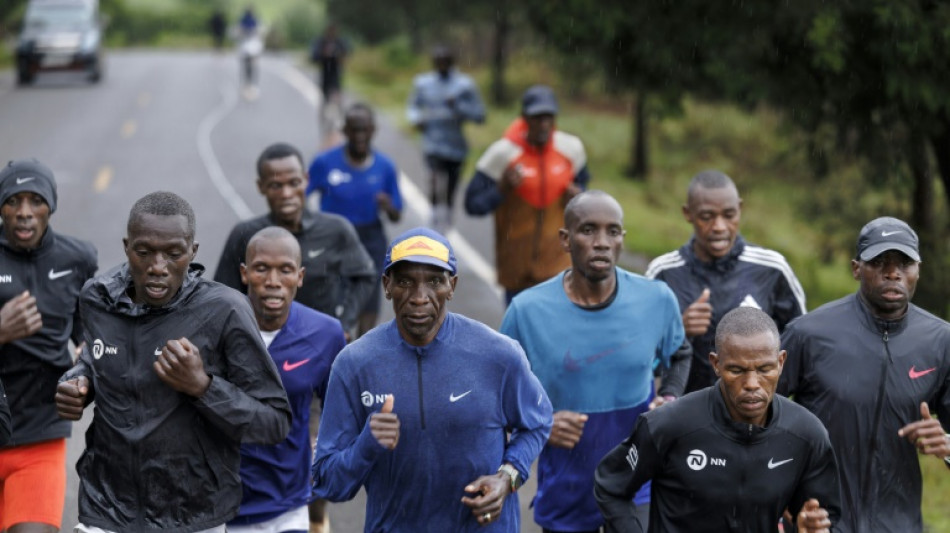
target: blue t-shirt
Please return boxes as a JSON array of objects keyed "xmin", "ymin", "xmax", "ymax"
[
  {"xmin": 230, "ymin": 302, "xmax": 345, "ymax": 525},
  {"xmin": 307, "ymin": 146, "xmax": 403, "ymax": 227},
  {"xmin": 501, "ymin": 268, "xmax": 685, "ymax": 531}
]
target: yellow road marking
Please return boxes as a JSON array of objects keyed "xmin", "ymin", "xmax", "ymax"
[
  {"xmin": 93, "ymin": 166, "xmax": 113, "ymax": 192},
  {"xmin": 120, "ymin": 120, "xmax": 137, "ymax": 138}
]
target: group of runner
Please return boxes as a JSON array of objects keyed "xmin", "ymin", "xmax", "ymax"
[{"xmin": 0, "ymin": 36, "xmax": 947, "ymax": 533}]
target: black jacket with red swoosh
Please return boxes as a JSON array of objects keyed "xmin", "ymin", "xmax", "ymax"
[
  {"xmin": 594, "ymin": 386, "xmax": 842, "ymax": 533},
  {"xmin": 779, "ymin": 293, "xmax": 950, "ymax": 533}
]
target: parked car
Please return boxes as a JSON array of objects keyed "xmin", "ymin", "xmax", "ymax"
[{"xmin": 15, "ymin": 0, "xmax": 104, "ymax": 85}]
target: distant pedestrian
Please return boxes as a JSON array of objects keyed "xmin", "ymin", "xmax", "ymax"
[
  {"xmin": 312, "ymin": 227, "xmax": 553, "ymax": 532},
  {"xmin": 228, "ymin": 227, "xmax": 344, "ymax": 533},
  {"xmin": 0, "ymin": 159, "xmax": 97, "ymax": 533},
  {"xmin": 465, "ymin": 85, "xmax": 589, "ymax": 304},
  {"xmin": 595, "ymin": 307, "xmax": 841, "ymax": 533},
  {"xmin": 310, "ymin": 23, "xmax": 349, "ymax": 132},
  {"xmin": 308, "ymin": 103, "xmax": 402, "ymax": 336},
  {"xmin": 209, "ymin": 9, "xmax": 227, "ymax": 50},
  {"xmin": 407, "ymin": 45, "xmax": 486, "ymax": 232},
  {"xmin": 645, "ymin": 170, "xmax": 805, "ymax": 393},
  {"xmin": 55, "ymin": 191, "xmax": 290, "ymax": 532},
  {"xmin": 237, "ymin": 6, "xmax": 263, "ymax": 98}
]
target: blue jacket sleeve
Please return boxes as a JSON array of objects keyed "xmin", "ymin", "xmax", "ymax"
[
  {"xmin": 574, "ymin": 164, "xmax": 591, "ymax": 190},
  {"xmin": 307, "ymin": 155, "xmax": 328, "ymax": 197},
  {"xmin": 499, "ymin": 342, "xmax": 553, "ymax": 481},
  {"xmin": 311, "ymin": 363, "xmax": 388, "ymax": 501},
  {"xmin": 464, "ymin": 171, "xmax": 504, "ymax": 216}
]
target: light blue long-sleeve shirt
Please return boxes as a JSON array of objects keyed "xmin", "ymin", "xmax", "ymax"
[{"xmin": 407, "ymin": 69, "xmax": 486, "ymax": 161}]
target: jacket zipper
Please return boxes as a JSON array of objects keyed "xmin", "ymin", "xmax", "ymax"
[
  {"xmin": 416, "ymin": 352, "xmax": 426, "ymax": 430},
  {"xmin": 131, "ymin": 320, "xmax": 144, "ymax": 530},
  {"xmin": 860, "ymin": 327, "xmax": 891, "ymax": 528}
]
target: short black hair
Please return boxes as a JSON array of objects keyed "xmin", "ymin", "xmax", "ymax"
[
  {"xmin": 127, "ymin": 191, "xmax": 196, "ymax": 241},
  {"xmin": 345, "ymin": 102, "xmax": 375, "ymax": 124},
  {"xmin": 715, "ymin": 307, "xmax": 779, "ymax": 353},
  {"xmin": 256, "ymin": 142, "xmax": 304, "ymax": 180},
  {"xmin": 246, "ymin": 226, "xmax": 301, "ymax": 266},
  {"xmin": 687, "ymin": 170, "xmax": 736, "ymax": 204},
  {"xmin": 564, "ymin": 189, "xmax": 622, "ymax": 229}
]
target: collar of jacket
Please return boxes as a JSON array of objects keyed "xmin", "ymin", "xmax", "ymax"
[
  {"xmin": 850, "ymin": 291, "xmax": 908, "ymax": 337},
  {"xmin": 682, "ymin": 235, "xmax": 746, "ymax": 275},
  {"xmin": 386, "ymin": 311, "xmax": 457, "ymax": 357},
  {"xmin": 0, "ymin": 225, "xmax": 54, "ymax": 257},
  {"xmin": 267, "ymin": 209, "xmax": 316, "ymax": 234},
  {"xmin": 89, "ymin": 262, "xmax": 206, "ymax": 317},
  {"xmin": 708, "ymin": 380, "xmax": 776, "ymax": 443}
]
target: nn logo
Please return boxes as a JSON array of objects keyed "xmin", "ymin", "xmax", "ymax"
[
  {"xmin": 687, "ymin": 449, "xmax": 726, "ymax": 471},
  {"xmin": 361, "ymin": 391, "xmax": 390, "ymax": 407},
  {"xmin": 92, "ymin": 339, "xmax": 118, "ymax": 360}
]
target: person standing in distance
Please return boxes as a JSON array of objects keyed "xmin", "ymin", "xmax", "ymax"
[
  {"xmin": 228, "ymin": 227, "xmax": 345, "ymax": 533},
  {"xmin": 501, "ymin": 190, "xmax": 690, "ymax": 532},
  {"xmin": 407, "ymin": 45, "xmax": 486, "ymax": 232},
  {"xmin": 595, "ymin": 307, "xmax": 841, "ymax": 533},
  {"xmin": 312, "ymin": 227, "xmax": 553, "ymax": 531},
  {"xmin": 645, "ymin": 169, "xmax": 806, "ymax": 393},
  {"xmin": 779, "ymin": 216, "xmax": 950, "ymax": 532},
  {"xmin": 308, "ymin": 104, "xmax": 403, "ymax": 336},
  {"xmin": 215, "ymin": 142, "xmax": 376, "ymax": 340},
  {"xmin": 55, "ymin": 191, "xmax": 291, "ymax": 533},
  {"xmin": 0, "ymin": 159, "xmax": 97, "ymax": 533}
]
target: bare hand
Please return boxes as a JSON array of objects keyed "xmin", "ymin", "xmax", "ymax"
[
  {"xmin": 153, "ymin": 337, "xmax": 211, "ymax": 398},
  {"xmin": 461, "ymin": 473, "xmax": 509, "ymax": 527},
  {"xmin": 370, "ymin": 394, "xmax": 399, "ymax": 450},
  {"xmin": 0, "ymin": 291, "xmax": 42, "ymax": 344},
  {"xmin": 500, "ymin": 165, "xmax": 524, "ymax": 191},
  {"xmin": 375, "ymin": 192, "xmax": 400, "ymax": 222},
  {"xmin": 649, "ymin": 395, "xmax": 675, "ymax": 410},
  {"xmin": 548, "ymin": 410, "xmax": 587, "ymax": 449},
  {"xmin": 55, "ymin": 376, "xmax": 90, "ymax": 420},
  {"xmin": 898, "ymin": 402, "xmax": 950, "ymax": 458},
  {"xmin": 796, "ymin": 498, "xmax": 831, "ymax": 533},
  {"xmin": 683, "ymin": 288, "xmax": 712, "ymax": 337}
]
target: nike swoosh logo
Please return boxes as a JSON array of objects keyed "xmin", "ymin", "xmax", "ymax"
[
  {"xmin": 48, "ymin": 268, "xmax": 73, "ymax": 280},
  {"xmin": 283, "ymin": 359, "xmax": 310, "ymax": 371},
  {"xmin": 909, "ymin": 366, "xmax": 937, "ymax": 379},
  {"xmin": 154, "ymin": 347, "xmax": 163, "ymax": 356},
  {"xmin": 881, "ymin": 230, "xmax": 903, "ymax": 237},
  {"xmin": 308, "ymin": 248, "xmax": 325, "ymax": 259},
  {"xmin": 16, "ymin": 177, "xmax": 34, "ymax": 185},
  {"xmin": 449, "ymin": 390, "xmax": 472, "ymax": 402},
  {"xmin": 767, "ymin": 457, "xmax": 794, "ymax": 469}
]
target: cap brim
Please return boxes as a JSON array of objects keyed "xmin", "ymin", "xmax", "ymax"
[
  {"xmin": 859, "ymin": 242, "xmax": 920, "ymax": 262},
  {"xmin": 523, "ymin": 104, "xmax": 558, "ymax": 116},
  {"xmin": 385, "ymin": 255, "xmax": 455, "ymax": 275}
]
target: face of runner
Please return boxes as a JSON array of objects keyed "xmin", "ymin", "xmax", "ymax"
[
  {"xmin": 258, "ymin": 155, "xmax": 308, "ymax": 232},
  {"xmin": 683, "ymin": 184, "xmax": 742, "ymax": 263},
  {"xmin": 124, "ymin": 213, "xmax": 197, "ymax": 307},
  {"xmin": 0, "ymin": 192, "xmax": 50, "ymax": 251},
  {"xmin": 852, "ymin": 249, "xmax": 919, "ymax": 321},
  {"xmin": 560, "ymin": 192, "xmax": 625, "ymax": 284},
  {"xmin": 344, "ymin": 109, "xmax": 376, "ymax": 162},
  {"xmin": 524, "ymin": 113, "xmax": 555, "ymax": 148},
  {"xmin": 242, "ymin": 235, "xmax": 303, "ymax": 331},
  {"xmin": 710, "ymin": 330, "xmax": 785, "ymax": 427},
  {"xmin": 383, "ymin": 262, "xmax": 457, "ymax": 346}
]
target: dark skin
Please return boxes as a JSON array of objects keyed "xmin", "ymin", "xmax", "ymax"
[
  {"xmin": 377, "ymin": 262, "xmax": 509, "ymax": 525},
  {"xmin": 240, "ymin": 235, "xmax": 303, "ymax": 332},
  {"xmin": 342, "ymin": 108, "xmax": 400, "ymax": 223},
  {"xmin": 852, "ymin": 250, "xmax": 950, "ymax": 459},
  {"xmin": 257, "ymin": 155, "xmax": 308, "ymax": 233}
]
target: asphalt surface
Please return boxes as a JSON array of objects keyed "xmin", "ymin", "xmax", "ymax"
[{"xmin": 0, "ymin": 49, "xmax": 547, "ymax": 532}]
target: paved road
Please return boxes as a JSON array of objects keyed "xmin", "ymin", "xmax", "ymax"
[{"xmin": 0, "ymin": 50, "xmax": 544, "ymax": 532}]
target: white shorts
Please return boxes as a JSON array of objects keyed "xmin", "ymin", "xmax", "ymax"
[
  {"xmin": 76, "ymin": 524, "xmax": 226, "ymax": 533},
  {"xmin": 225, "ymin": 505, "xmax": 309, "ymax": 533}
]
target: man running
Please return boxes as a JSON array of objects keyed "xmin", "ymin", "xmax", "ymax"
[
  {"xmin": 779, "ymin": 216, "xmax": 950, "ymax": 532},
  {"xmin": 228, "ymin": 227, "xmax": 344, "ymax": 533},
  {"xmin": 312, "ymin": 227, "xmax": 553, "ymax": 532},
  {"xmin": 645, "ymin": 170, "xmax": 805, "ymax": 393},
  {"xmin": 55, "ymin": 191, "xmax": 290, "ymax": 532},
  {"xmin": 0, "ymin": 159, "xmax": 97, "ymax": 533},
  {"xmin": 215, "ymin": 142, "xmax": 376, "ymax": 339},
  {"xmin": 501, "ymin": 190, "xmax": 689, "ymax": 532},
  {"xmin": 596, "ymin": 307, "xmax": 841, "ymax": 533},
  {"xmin": 308, "ymin": 104, "xmax": 403, "ymax": 336}
]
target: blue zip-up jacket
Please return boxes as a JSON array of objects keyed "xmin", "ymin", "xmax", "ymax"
[
  {"xmin": 312, "ymin": 313, "xmax": 553, "ymax": 532},
  {"xmin": 407, "ymin": 69, "xmax": 486, "ymax": 162}
]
